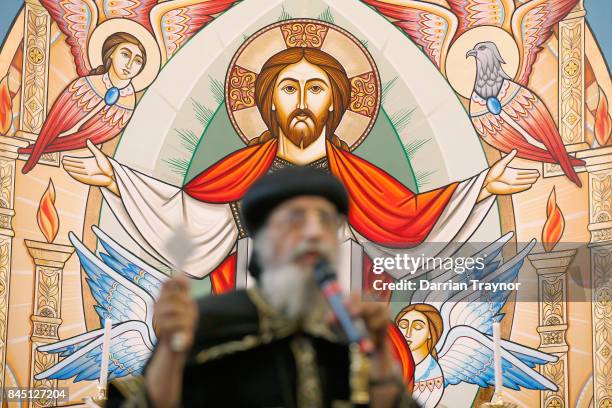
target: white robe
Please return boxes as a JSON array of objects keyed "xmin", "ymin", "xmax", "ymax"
[
  {"xmin": 101, "ymin": 157, "xmax": 495, "ymax": 281},
  {"xmin": 413, "ymin": 354, "xmax": 445, "ymax": 408}
]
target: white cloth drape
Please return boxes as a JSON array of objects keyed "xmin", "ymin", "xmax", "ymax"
[
  {"xmin": 101, "ymin": 159, "xmax": 493, "ymax": 280},
  {"xmin": 101, "ymin": 158, "xmax": 239, "ymax": 278}
]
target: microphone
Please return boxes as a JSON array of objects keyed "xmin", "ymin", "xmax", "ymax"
[{"xmin": 313, "ymin": 259, "xmax": 373, "ymax": 354}]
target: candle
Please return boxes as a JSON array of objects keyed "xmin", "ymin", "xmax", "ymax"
[
  {"xmin": 493, "ymin": 322, "xmax": 503, "ymax": 398},
  {"xmin": 99, "ymin": 318, "xmax": 112, "ymax": 387}
]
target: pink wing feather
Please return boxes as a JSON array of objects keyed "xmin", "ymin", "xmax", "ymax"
[
  {"xmin": 99, "ymin": 0, "xmax": 158, "ymax": 31},
  {"xmin": 18, "ymin": 77, "xmax": 103, "ymax": 173},
  {"xmin": 42, "ymin": 104, "xmax": 133, "ymax": 152},
  {"xmin": 362, "ymin": 0, "xmax": 457, "ymax": 72},
  {"xmin": 41, "ymin": 0, "xmax": 99, "ymax": 76},
  {"xmin": 511, "ymin": 0, "xmax": 579, "ymax": 86},
  {"xmin": 150, "ymin": 0, "xmax": 238, "ymax": 63},
  {"xmin": 446, "ymin": 0, "xmax": 515, "ymax": 38},
  {"xmin": 504, "ymin": 83, "xmax": 584, "ymax": 185},
  {"xmin": 472, "ymin": 98, "xmax": 560, "ymax": 163},
  {"xmin": 471, "ymin": 81, "xmax": 584, "ymax": 186}
]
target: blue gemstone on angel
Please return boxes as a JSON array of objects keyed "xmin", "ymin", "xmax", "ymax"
[
  {"xmin": 104, "ymin": 87, "xmax": 120, "ymax": 106},
  {"xmin": 16, "ymin": 0, "xmax": 232, "ymax": 174}
]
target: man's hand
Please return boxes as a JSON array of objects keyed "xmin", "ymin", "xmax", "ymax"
[
  {"xmin": 146, "ymin": 275, "xmax": 198, "ymax": 408},
  {"xmin": 478, "ymin": 149, "xmax": 540, "ymax": 201},
  {"xmin": 153, "ymin": 275, "xmax": 198, "ymax": 353},
  {"xmin": 345, "ymin": 295, "xmax": 404, "ymax": 408},
  {"xmin": 62, "ymin": 140, "xmax": 120, "ymax": 196},
  {"xmin": 345, "ymin": 294, "xmax": 389, "ymax": 349}
]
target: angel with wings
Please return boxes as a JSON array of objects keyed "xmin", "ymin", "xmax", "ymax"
[
  {"xmin": 18, "ymin": 0, "xmax": 237, "ymax": 174},
  {"xmin": 363, "ymin": 0, "xmax": 586, "ymax": 186},
  {"xmin": 393, "ymin": 235, "xmax": 558, "ymax": 407}
]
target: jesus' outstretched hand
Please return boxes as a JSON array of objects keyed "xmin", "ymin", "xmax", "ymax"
[{"xmin": 63, "ymin": 141, "xmax": 539, "ymax": 201}]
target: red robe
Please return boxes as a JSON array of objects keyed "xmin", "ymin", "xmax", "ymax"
[
  {"xmin": 183, "ymin": 138, "xmax": 457, "ymax": 390},
  {"xmin": 183, "ymin": 138, "xmax": 457, "ymax": 293}
]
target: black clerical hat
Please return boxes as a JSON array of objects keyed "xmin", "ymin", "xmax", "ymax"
[{"xmin": 241, "ymin": 166, "xmax": 349, "ymax": 237}]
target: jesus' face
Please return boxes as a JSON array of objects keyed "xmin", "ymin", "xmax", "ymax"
[{"xmin": 272, "ymin": 58, "xmax": 333, "ymax": 148}]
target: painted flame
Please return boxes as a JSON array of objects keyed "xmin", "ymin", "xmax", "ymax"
[
  {"xmin": 37, "ymin": 179, "xmax": 59, "ymax": 243},
  {"xmin": 595, "ymin": 86, "xmax": 611, "ymax": 147},
  {"xmin": 542, "ymin": 187, "xmax": 565, "ymax": 252},
  {"xmin": 0, "ymin": 75, "xmax": 12, "ymax": 134}
]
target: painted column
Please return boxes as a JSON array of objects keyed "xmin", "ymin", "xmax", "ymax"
[
  {"xmin": 15, "ymin": 0, "xmax": 58, "ymax": 166},
  {"xmin": 558, "ymin": 0, "xmax": 586, "ymax": 147},
  {"xmin": 17, "ymin": 0, "xmax": 50, "ymax": 137},
  {"xmin": 24, "ymin": 240, "xmax": 73, "ymax": 408},
  {"xmin": 587, "ymin": 148, "xmax": 612, "ymax": 408},
  {"xmin": 544, "ymin": 0, "xmax": 588, "ymax": 179},
  {"xmin": 528, "ymin": 250, "xmax": 574, "ymax": 408},
  {"xmin": 0, "ymin": 136, "xmax": 29, "ymax": 405}
]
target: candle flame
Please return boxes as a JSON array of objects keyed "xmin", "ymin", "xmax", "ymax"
[
  {"xmin": 0, "ymin": 75, "xmax": 12, "ymax": 134},
  {"xmin": 541, "ymin": 187, "xmax": 565, "ymax": 252},
  {"xmin": 37, "ymin": 179, "xmax": 59, "ymax": 243},
  {"xmin": 595, "ymin": 87, "xmax": 611, "ymax": 146}
]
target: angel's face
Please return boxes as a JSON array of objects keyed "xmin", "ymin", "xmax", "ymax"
[
  {"xmin": 397, "ymin": 310, "xmax": 430, "ymax": 352},
  {"xmin": 110, "ymin": 42, "xmax": 144, "ymax": 81}
]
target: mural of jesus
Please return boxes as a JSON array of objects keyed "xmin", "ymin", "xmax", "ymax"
[{"xmin": 62, "ymin": 45, "xmax": 540, "ymax": 293}]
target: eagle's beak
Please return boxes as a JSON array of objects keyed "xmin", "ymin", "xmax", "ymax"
[{"xmin": 466, "ymin": 49, "xmax": 477, "ymax": 58}]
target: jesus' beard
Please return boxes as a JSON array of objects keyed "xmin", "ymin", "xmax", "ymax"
[
  {"xmin": 255, "ymin": 235, "xmax": 335, "ymax": 321},
  {"xmin": 276, "ymin": 108, "xmax": 328, "ymax": 149}
]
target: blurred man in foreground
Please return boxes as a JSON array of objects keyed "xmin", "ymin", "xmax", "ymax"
[{"xmin": 106, "ymin": 167, "xmax": 417, "ymax": 407}]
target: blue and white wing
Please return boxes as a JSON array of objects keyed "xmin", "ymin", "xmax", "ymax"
[
  {"xmin": 410, "ymin": 232, "xmax": 513, "ymax": 306},
  {"xmin": 35, "ymin": 320, "xmax": 155, "ymax": 382},
  {"xmin": 428, "ymin": 238, "xmax": 535, "ymax": 349},
  {"xmin": 438, "ymin": 325, "xmax": 558, "ymax": 390},
  {"xmin": 438, "ymin": 239, "xmax": 536, "ymax": 340},
  {"xmin": 92, "ymin": 225, "xmax": 167, "ymax": 298},
  {"xmin": 34, "ymin": 230, "xmax": 161, "ymax": 383},
  {"xmin": 69, "ymin": 232, "xmax": 156, "ymax": 327}
]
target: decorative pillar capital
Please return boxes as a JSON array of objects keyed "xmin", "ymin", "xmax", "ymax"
[
  {"xmin": 24, "ymin": 240, "xmax": 74, "ymax": 268},
  {"xmin": 0, "ymin": 208, "xmax": 16, "ymax": 238},
  {"xmin": 528, "ymin": 249, "xmax": 577, "ymax": 276}
]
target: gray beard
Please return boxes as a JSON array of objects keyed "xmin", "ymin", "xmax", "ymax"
[
  {"xmin": 259, "ymin": 263, "xmax": 321, "ymax": 321},
  {"xmin": 253, "ymin": 229, "xmax": 336, "ymax": 321}
]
